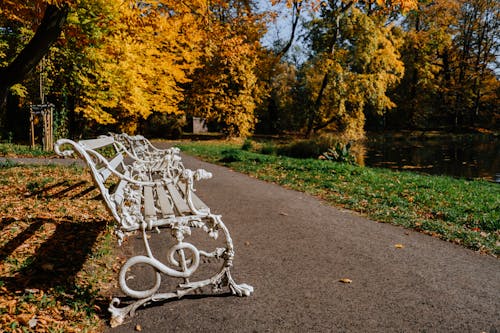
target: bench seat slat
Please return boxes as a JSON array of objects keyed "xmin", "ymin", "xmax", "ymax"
[
  {"xmin": 143, "ymin": 186, "xmax": 156, "ymax": 218},
  {"xmin": 156, "ymin": 185, "xmax": 174, "ymax": 217},
  {"xmin": 166, "ymin": 183, "xmax": 191, "ymax": 215},
  {"xmin": 79, "ymin": 136, "xmax": 115, "ymax": 150},
  {"xmin": 112, "ymin": 179, "xmax": 128, "ymax": 205},
  {"xmin": 178, "ymin": 181, "xmax": 209, "ymax": 212}
]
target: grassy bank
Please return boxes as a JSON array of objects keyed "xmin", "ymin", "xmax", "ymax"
[
  {"xmin": 177, "ymin": 141, "xmax": 499, "ymax": 256},
  {"xmin": 0, "ymin": 164, "xmax": 116, "ymax": 332}
]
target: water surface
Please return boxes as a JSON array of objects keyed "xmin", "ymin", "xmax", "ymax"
[{"xmin": 359, "ymin": 133, "xmax": 499, "ymax": 182}]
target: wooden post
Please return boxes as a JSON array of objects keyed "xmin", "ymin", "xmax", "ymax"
[
  {"xmin": 30, "ymin": 110, "xmax": 35, "ymax": 148},
  {"xmin": 30, "ymin": 103, "xmax": 54, "ymax": 151}
]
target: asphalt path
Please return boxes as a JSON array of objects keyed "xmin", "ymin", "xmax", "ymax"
[{"xmin": 106, "ymin": 152, "xmax": 499, "ymax": 333}]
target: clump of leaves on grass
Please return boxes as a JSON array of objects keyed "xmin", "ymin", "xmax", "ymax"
[
  {"xmin": 0, "ymin": 165, "xmax": 117, "ymax": 332},
  {"xmin": 179, "ymin": 141, "xmax": 500, "ymax": 256}
]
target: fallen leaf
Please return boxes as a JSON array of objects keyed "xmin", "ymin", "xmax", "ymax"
[
  {"xmin": 110, "ymin": 316, "xmax": 123, "ymax": 328},
  {"xmin": 279, "ymin": 212, "xmax": 288, "ymax": 216},
  {"xmin": 394, "ymin": 244, "xmax": 404, "ymax": 249},
  {"xmin": 135, "ymin": 324, "xmax": 142, "ymax": 331},
  {"xmin": 244, "ymin": 241, "xmax": 251, "ymax": 246},
  {"xmin": 339, "ymin": 278, "xmax": 352, "ymax": 284},
  {"xmin": 17, "ymin": 314, "xmax": 33, "ymax": 326}
]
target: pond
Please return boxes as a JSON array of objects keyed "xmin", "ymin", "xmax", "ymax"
[{"xmin": 357, "ymin": 132, "xmax": 500, "ymax": 183}]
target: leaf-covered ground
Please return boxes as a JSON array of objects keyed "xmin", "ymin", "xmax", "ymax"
[{"xmin": 0, "ymin": 164, "xmax": 118, "ymax": 332}]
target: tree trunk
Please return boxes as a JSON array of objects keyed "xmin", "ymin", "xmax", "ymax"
[{"xmin": 0, "ymin": 4, "xmax": 69, "ymax": 108}]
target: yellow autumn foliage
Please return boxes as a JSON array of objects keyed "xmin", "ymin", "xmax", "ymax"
[
  {"xmin": 303, "ymin": 8, "xmax": 404, "ymax": 140},
  {"xmin": 183, "ymin": 6, "xmax": 269, "ymax": 137},
  {"xmin": 75, "ymin": 0, "xmax": 205, "ymax": 133}
]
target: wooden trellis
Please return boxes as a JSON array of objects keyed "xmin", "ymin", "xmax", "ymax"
[{"xmin": 30, "ymin": 103, "xmax": 54, "ymax": 151}]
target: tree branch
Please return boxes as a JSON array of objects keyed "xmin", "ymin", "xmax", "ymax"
[{"xmin": 276, "ymin": 0, "xmax": 302, "ymax": 59}]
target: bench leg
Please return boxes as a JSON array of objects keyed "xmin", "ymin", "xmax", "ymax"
[{"xmin": 108, "ymin": 215, "xmax": 253, "ymax": 327}]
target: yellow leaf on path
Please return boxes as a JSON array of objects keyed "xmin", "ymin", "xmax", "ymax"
[
  {"xmin": 339, "ymin": 278, "xmax": 352, "ymax": 284},
  {"xmin": 135, "ymin": 324, "xmax": 142, "ymax": 331},
  {"xmin": 394, "ymin": 244, "xmax": 404, "ymax": 248}
]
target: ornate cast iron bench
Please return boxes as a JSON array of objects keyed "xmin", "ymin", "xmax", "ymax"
[{"xmin": 54, "ymin": 135, "xmax": 253, "ymax": 327}]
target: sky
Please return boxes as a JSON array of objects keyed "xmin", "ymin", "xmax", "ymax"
[{"xmin": 257, "ymin": 0, "xmax": 310, "ymax": 64}]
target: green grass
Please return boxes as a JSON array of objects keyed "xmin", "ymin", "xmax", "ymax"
[
  {"xmin": 178, "ymin": 141, "xmax": 500, "ymax": 256},
  {"xmin": 0, "ymin": 143, "xmax": 54, "ymax": 157}
]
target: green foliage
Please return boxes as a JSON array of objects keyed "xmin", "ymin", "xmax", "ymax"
[
  {"xmin": 0, "ymin": 159, "xmax": 18, "ymax": 168},
  {"xmin": 241, "ymin": 139, "xmax": 254, "ymax": 151},
  {"xmin": 276, "ymin": 135, "xmax": 345, "ymax": 159},
  {"xmin": 220, "ymin": 149, "xmax": 245, "ymax": 163},
  {"xmin": 258, "ymin": 142, "xmax": 277, "ymax": 155},
  {"xmin": 321, "ymin": 142, "xmax": 356, "ymax": 164},
  {"xmin": 0, "ymin": 143, "xmax": 53, "ymax": 157},
  {"xmin": 276, "ymin": 139, "xmax": 325, "ymax": 158}
]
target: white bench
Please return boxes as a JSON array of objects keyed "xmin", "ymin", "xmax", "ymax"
[{"xmin": 54, "ymin": 134, "xmax": 253, "ymax": 327}]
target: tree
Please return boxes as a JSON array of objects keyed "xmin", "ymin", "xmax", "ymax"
[
  {"xmin": 300, "ymin": 0, "xmax": 413, "ymax": 139},
  {"xmin": 183, "ymin": 0, "xmax": 269, "ymax": 137},
  {"xmin": 389, "ymin": 0, "xmax": 459, "ymax": 128},
  {"xmin": 73, "ymin": 0, "xmax": 206, "ymax": 133},
  {"xmin": 390, "ymin": 0, "xmax": 499, "ymax": 130},
  {"xmin": 0, "ymin": 1, "xmax": 69, "ymax": 107},
  {"xmin": 449, "ymin": 0, "xmax": 499, "ymax": 127}
]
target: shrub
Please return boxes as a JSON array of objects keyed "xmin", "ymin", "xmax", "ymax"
[
  {"xmin": 277, "ymin": 136, "xmax": 332, "ymax": 159},
  {"xmin": 219, "ymin": 149, "xmax": 244, "ymax": 163},
  {"xmin": 259, "ymin": 142, "xmax": 277, "ymax": 155},
  {"xmin": 241, "ymin": 139, "xmax": 253, "ymax": 151},
  {"xmin": 321, "ymin": 142, "xmax": 356, "ymax": 164}
]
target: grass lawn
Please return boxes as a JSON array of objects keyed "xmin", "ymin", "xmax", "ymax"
[
  {"xmin": 177, "ymin": 140, "xmax": 499, "ymax": 256},
  {"xmin": 0, "ymin": 163, "xmax": 116, "ymax": 332}
]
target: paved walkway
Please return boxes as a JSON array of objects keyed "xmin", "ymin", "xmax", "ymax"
[{"xmin": 107, "ymin": 152, "xmax": 499, "ymax": 332}]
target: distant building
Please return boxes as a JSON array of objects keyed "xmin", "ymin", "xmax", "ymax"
[{"xmin": 192, "ymin": 117, "xmax": 208, "ymax": 133}]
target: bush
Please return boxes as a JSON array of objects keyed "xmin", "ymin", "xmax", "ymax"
[
  {"xmin": 241, "ymin": 139, "xmax": 253, "ymax": 151},
  {"xmin": 259, "ymin": 142, "xmax": 277, "ymax": 155},
  {"xmin": 321, "ymin": 142, "xmax": 356, "ymax": 164},
  {"xmin": 219, "ymin": 149, "xmax": 244, "ymax": 163},
  {"xmin": 277, "ymin": 137, "xmax": 332, "ymax": 159}
]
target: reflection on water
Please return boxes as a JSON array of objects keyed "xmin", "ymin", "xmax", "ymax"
[{"xmin": 357, "ymin": 133, "xmax": 500, "ymax": 182}]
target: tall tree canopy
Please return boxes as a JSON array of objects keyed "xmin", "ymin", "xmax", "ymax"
[
  {"xmin": 183, "ymin": 0, "xmax": 269, "ymax": 137},
  {"xmin": 1, "ymin": 0, "xmax": 269, "ymax": 136},
  {"xmin": 1, "ymin": 0, "xmax": 497, "ymax": 140},
  {"xmin": 73, "ymin": 0, "xmax": 207, "ymax": 133}
]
